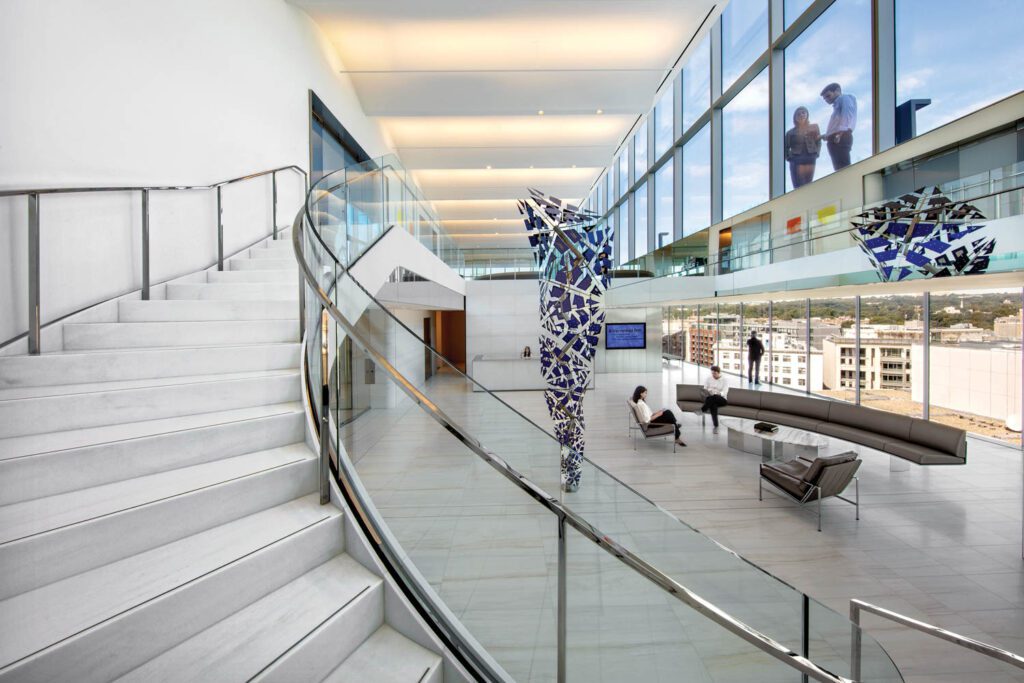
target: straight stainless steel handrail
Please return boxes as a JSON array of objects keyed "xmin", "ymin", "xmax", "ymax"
[
  {"xmin": 850, "ymin": 599, "xmax": 1024, "ymax": 680},
  {"xmin": 3, "ymin": 165, "xmax": 307, "ymax": 354},
  {"xmin": 293, "ymin": 209, "xmax": 857, "ymax": 683}
]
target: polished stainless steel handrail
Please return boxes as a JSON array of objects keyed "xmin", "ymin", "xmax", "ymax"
[
  {"xmin": 3, "ymin": 165, "xmax": 308, "ymax": 354},
  {"xmin": 850, "ymin": 599, "xmax": 1024, "ymax": 680},
  {"xmin": 293, "ymin": 208, "xmax": 859, "ymax": 683},
  {"xmin": 0, "ymin": 164, "xmax": 307, "ymax": 196}
]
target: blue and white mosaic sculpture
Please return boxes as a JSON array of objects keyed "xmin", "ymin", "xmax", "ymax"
[
  {"xmin": 851, "ymin": 186, "xmax": 995, "ymax": 282},
  {"xmin": 519, "ymin": 189, "xmax": 612, "ymax": 492}
]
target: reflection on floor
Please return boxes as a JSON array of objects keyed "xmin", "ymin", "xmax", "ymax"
[{"xmin": 344, "ymin": 363, "xmax": 1023, "ymax": 683}]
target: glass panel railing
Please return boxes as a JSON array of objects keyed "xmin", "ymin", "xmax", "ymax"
[
  {"xmin": 297, "ymin": 225, "xmax": 902, "ymax": 682},
  {"xmin": 614, "ymin": 162, "xmax": 1024, "ymax": 287},
  {"xmin": 296, "ymin": 158, "xmax": 904, "ymax": 681}
]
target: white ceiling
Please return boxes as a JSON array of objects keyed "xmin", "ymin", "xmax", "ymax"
[{"xmin": 293, "ymin": 0, "xmax": 717, "ymax": 248}]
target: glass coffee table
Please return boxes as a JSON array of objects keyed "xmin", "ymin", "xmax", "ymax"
[{"xmin": 720, "ymin": 417, "xmax": 828, "ymax": 462}]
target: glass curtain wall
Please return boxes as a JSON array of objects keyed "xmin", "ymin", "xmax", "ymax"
[
  {"xmin": 768, "ymin": 299, "xmax": 808, "ymax": 389},
  {"xmin": 783, "ymin": 0, "xmax": 872, "ymax": 191},
  {"xmin": 810, "ymin": 297, "xmax": 856, "ymax": 399},
  {"xmin": 859, "ymin": 294, "xmax": 923, "ymax": 417},
  {"xmin": 716, "ymin": 303, "xmax": 743, "ymax": 375},
  {"xmin": 635, "ymin": 121, "xmax": 649, "ymax": 177},
  {"xmin": 634, "ymin": 183, "xmax": 648, "ymax": 258},
  {"xmin": 743, "ymin": 303, "xmax": 771, "ymax": 384},
  {"xmin": 929, "ymin": 289, "xmax": 1022, "ymax": 446},
  {"xmin": 655, "ymin": 86, "xmax": 675, "ymax": 158},
  {"xmin": 682, "ymin": 34, "xmax": 711, "ymax": 132},
  {"xmin": 896, "ymin": 0, "xmax": 1024, "ymax": 138},
  {"xmin": 721, "ymin": 0, "xmax": 768, "ymax": 92},
  {"xmin": 617, "ymin": 202, "xmax": 631, "ymax": 266},
  {"xmin": 723, "ymin": 69, "xmax": 770, "ymax": 217},
  {"xmin": 654, "ymin": 161, "xmax": 673, "ymax": 250},
  {"xmin": 682, "ymin": 124, "xmax": 712, "ymax": 237}
]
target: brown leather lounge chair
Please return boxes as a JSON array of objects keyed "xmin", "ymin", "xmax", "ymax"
[
  {"xmin": 627, "ymin": 400, "xmax": 677, "ymax": 452},
  {"xmin": 759, "ymin": 452, "xmax": 861, "ymax": 531}
]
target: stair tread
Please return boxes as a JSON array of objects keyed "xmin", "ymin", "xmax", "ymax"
[
  {"xmin": 116, "ymin": 555, "xmax": 379, "ymax": 682},
  {"xmin": 0, "ymin": 494, "xmax": 338, "ymax": 669},
  {"xmin": 30, "ymin": 342, "xmax": 301, "ymax": 357},
  {"xmin": 323, "ymin": 625, "xmax": 441, "ymax": 683},
  {"xmin": 0, "ymin": 368, "xmax": 298, "ymax": 402},
  {"xmin": 0, "ymin": 444, "xmax": 315, "ymax": 544},
  {"xmin": 0, "ymin": 401, "xmax": 303, "ymax": 461}
]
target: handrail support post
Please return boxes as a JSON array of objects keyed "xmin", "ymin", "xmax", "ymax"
[
  {"xmin": 141, "ymin": 189, "xmax": 150, "ymax": 300},
  {"xmin": 28, "ymin": 193, "xmax": 41, "ymax": 355},
  {"xmin": 850, "ymin": 601, "xmax": 862, "ymax": 682},
  {"xmin": 319, "ymin": 307, "xmax": 331, "ymax": 505},
  {"xmin": 272, "ymin": 171, "xmax": 278, "ymax": 240},
  {"xmin": 557, "ymin": 512, "xmax": 567, "ymax": 683},
  {"xmin": 801, "ymin": 594, "xmax": 810, "ymax": 683},
  {"xmin": 216, "ymin": 185, "xmax": 224, "ymax": 271}
]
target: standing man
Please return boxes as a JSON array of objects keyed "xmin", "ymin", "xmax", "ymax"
[
  {"xmin": 820, "ymin": 82, "xmax": 856, "ymax": 171},
  {"xmin": 746, "ymin": 331, "xmax": 764, "ymax": 385}
]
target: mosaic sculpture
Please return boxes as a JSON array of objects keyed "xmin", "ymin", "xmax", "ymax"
[
  {"xmin": 519, "ymin": 189, "xmax": 612, "ymax": 492},
  {"xmin": 851, "ymin": 186, "xmax": 995, "ymax": 282}
]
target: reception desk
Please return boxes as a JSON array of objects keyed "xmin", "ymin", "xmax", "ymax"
[{"xmin": 471, "ymin": 354, "xmax": 594, "ymax": 391}]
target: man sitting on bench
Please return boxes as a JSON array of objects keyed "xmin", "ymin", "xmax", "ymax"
[{"xmin": 702, "ymin": 366, "xmax": 729, "ymax": 434}]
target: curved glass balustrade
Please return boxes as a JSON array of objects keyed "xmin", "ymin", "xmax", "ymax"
[{"xmin": 295, "ymin": 163, "xmax": 904, "ymax": 682}]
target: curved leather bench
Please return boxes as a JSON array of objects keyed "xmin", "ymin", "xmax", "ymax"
[{"xmin": 677, "ymin": 384, "xmax": 966, "ymax": 465}]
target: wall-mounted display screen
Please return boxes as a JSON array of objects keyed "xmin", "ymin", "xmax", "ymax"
[{"xmin": 605, "ymin": 323, "xmax": 647, "ymax": 349}]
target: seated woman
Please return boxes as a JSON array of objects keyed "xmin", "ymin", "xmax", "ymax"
[
  {"xmin": 631, "ymin": 385, "xmax": 686, "ymax": 446},
  {"xmin": 521, "ymin": 345, "xmax": 532, "ymax": 358}
]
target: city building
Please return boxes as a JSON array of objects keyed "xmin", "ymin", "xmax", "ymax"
[{"xmin": 2, "ymin": 1, "xmax": 1023, "ymax": 681}]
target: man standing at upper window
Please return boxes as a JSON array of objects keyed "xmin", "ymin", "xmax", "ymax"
[{"xmin": 820, "ymin": 82, "xmax": 856, "ymax": 171}]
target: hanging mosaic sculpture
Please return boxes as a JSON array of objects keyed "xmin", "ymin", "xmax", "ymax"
[
  {"xmin": 519, "ymin": 189, "xmax": 612, "ymax": 492},
  {"xmin": 850, "ymin": 186, "xmax": 995, "ymax": 282}
]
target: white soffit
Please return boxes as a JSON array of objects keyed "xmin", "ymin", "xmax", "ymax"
[{"xmin": 292, "ymin": 0, "xmax": 717, "ymax": 248}]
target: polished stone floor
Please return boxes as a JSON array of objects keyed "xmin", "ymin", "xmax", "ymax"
[{"xmin": 344, "ymin": 363, "xmax": 1023, "ymax": 683}]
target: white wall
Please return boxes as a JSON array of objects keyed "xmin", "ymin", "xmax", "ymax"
[
  {"xmin": 465, "ymin": 280, "xmax": 543, "ymax": 362},
  {"xmin": 0, "ymin": 0, "xmax": 392, "ymax": 345},
  {"xmin": 595, "ymin": 307, "xmax": 663, "ymax": 373}
]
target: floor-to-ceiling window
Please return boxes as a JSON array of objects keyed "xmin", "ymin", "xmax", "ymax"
[
  {"xmin": 682, "ymin": 34, "xmax": 711, "ymax": 133},
  {"xmin": 928, "ymin": 288, "xmax": 1022, "ymax": 446},
  {"xmin": 634, "ymin": 182, "xmax": 649, "ymax": 258},
  {"xmin": 783, "ymin": 0, "xmax": 872, "ymax": 191},
  {"xmin": 682, "ymin": 124, "xmax": 712, "ymax": 237},
  {"xmin": 721, "ymin": 0, "xmax": 768, "ymax": 92},
  {"xmin": 654, "ymin": 160, "xmax": 673, "ymax": 251},
  {"xmin": 859, "ymin": 293, "xmax": 923, "ymax": 417},
  {"xmin": 896, "ymin": 0, "xmax": 1024, "ymax": 139},
  {"xmin": 722, "ymin": 69, "xmax": 770, "ymax": 218}
]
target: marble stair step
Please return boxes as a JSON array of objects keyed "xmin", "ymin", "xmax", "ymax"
[
  {"xmin": 0, "ymin": 343, "xmax": 299, "ymax": 388},
  {"xmin": 116, "ymin": 555, "xmax": 381, "ymax": 683},
  {"xmin": 118, "ymin": 299, "xmax": 297, "ymax": 322},
  {"xmin": 0, "ymin": 401, "xmax": 302, "ymax": 461},
  {"xmin": 322, "ymin": 626, "xmax": 443, "ymax": 683},
  {"xmin": 206, "ymin": 269, "xmax": 297, "ymax": 283},
  {"xmin": 0, "ymin": 408, "xmax": 303, "ymax": 506},
  {"xmin": 0, "ymin": 444, "xmax": 317, "ymax": 600},
  {"xmin": 0, "ymin": 495, "xmax": 342, "ymax": 683},
  {"xmin": 0, "ymin": 370, "xmax": 300, "ymax": 439},
  {"xmin": 63, "ymin": 319, "xmax": 298, "ymax": 350},
  {"xmin": 166, "ymin": 282, "xmax": 298, "ymax": 300},
  {"xmin": 229, "ymin": 257, "xmax": 297, "ymax": 271}
]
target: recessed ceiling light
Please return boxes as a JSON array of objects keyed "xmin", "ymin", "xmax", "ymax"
[
  {"xmin": 486, "ymin": 165, "xmax": 491, "ymax": 169},
  {"xmin": 537, "ymin": 110, "xmax": 544, "ymax": 115},
  {"xmin": 572, "ymin": 165, "xmax": 576, "ymax": 168},
  {"xmin": 492, "ymin": 217, "xmax": 497, "ymax": 221},
  {"xmin": 529, "ymin": 165, "xmax": 534, "ymax": 169},
  {"xmin": 596, "ymin": 109, "xmax": 603, "ymax": 115}
]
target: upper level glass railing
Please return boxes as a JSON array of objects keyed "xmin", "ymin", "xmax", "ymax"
[
  {"xmin": 294, "ymin": 161, "xmax": 904, "ymax": 681},
  {"xmin": 615, "ymin": 161, "xmax": 1024, "ymax": 288},
  {"xmin": 310, "ymin": 153, "xmax": 463, "ymax": 270}
]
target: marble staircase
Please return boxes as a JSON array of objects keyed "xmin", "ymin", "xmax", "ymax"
[{"xmin": 0, "ymin": 234, "xmax": 442, "ymax": 682}]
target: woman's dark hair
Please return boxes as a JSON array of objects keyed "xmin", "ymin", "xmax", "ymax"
[
  {"xmin": 793, "ymin": 105, "xmax": 809, "ymax": 126},
  {"xmin": 631, "ymin": 385, "xmax": 647, "ymax": 403}
]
